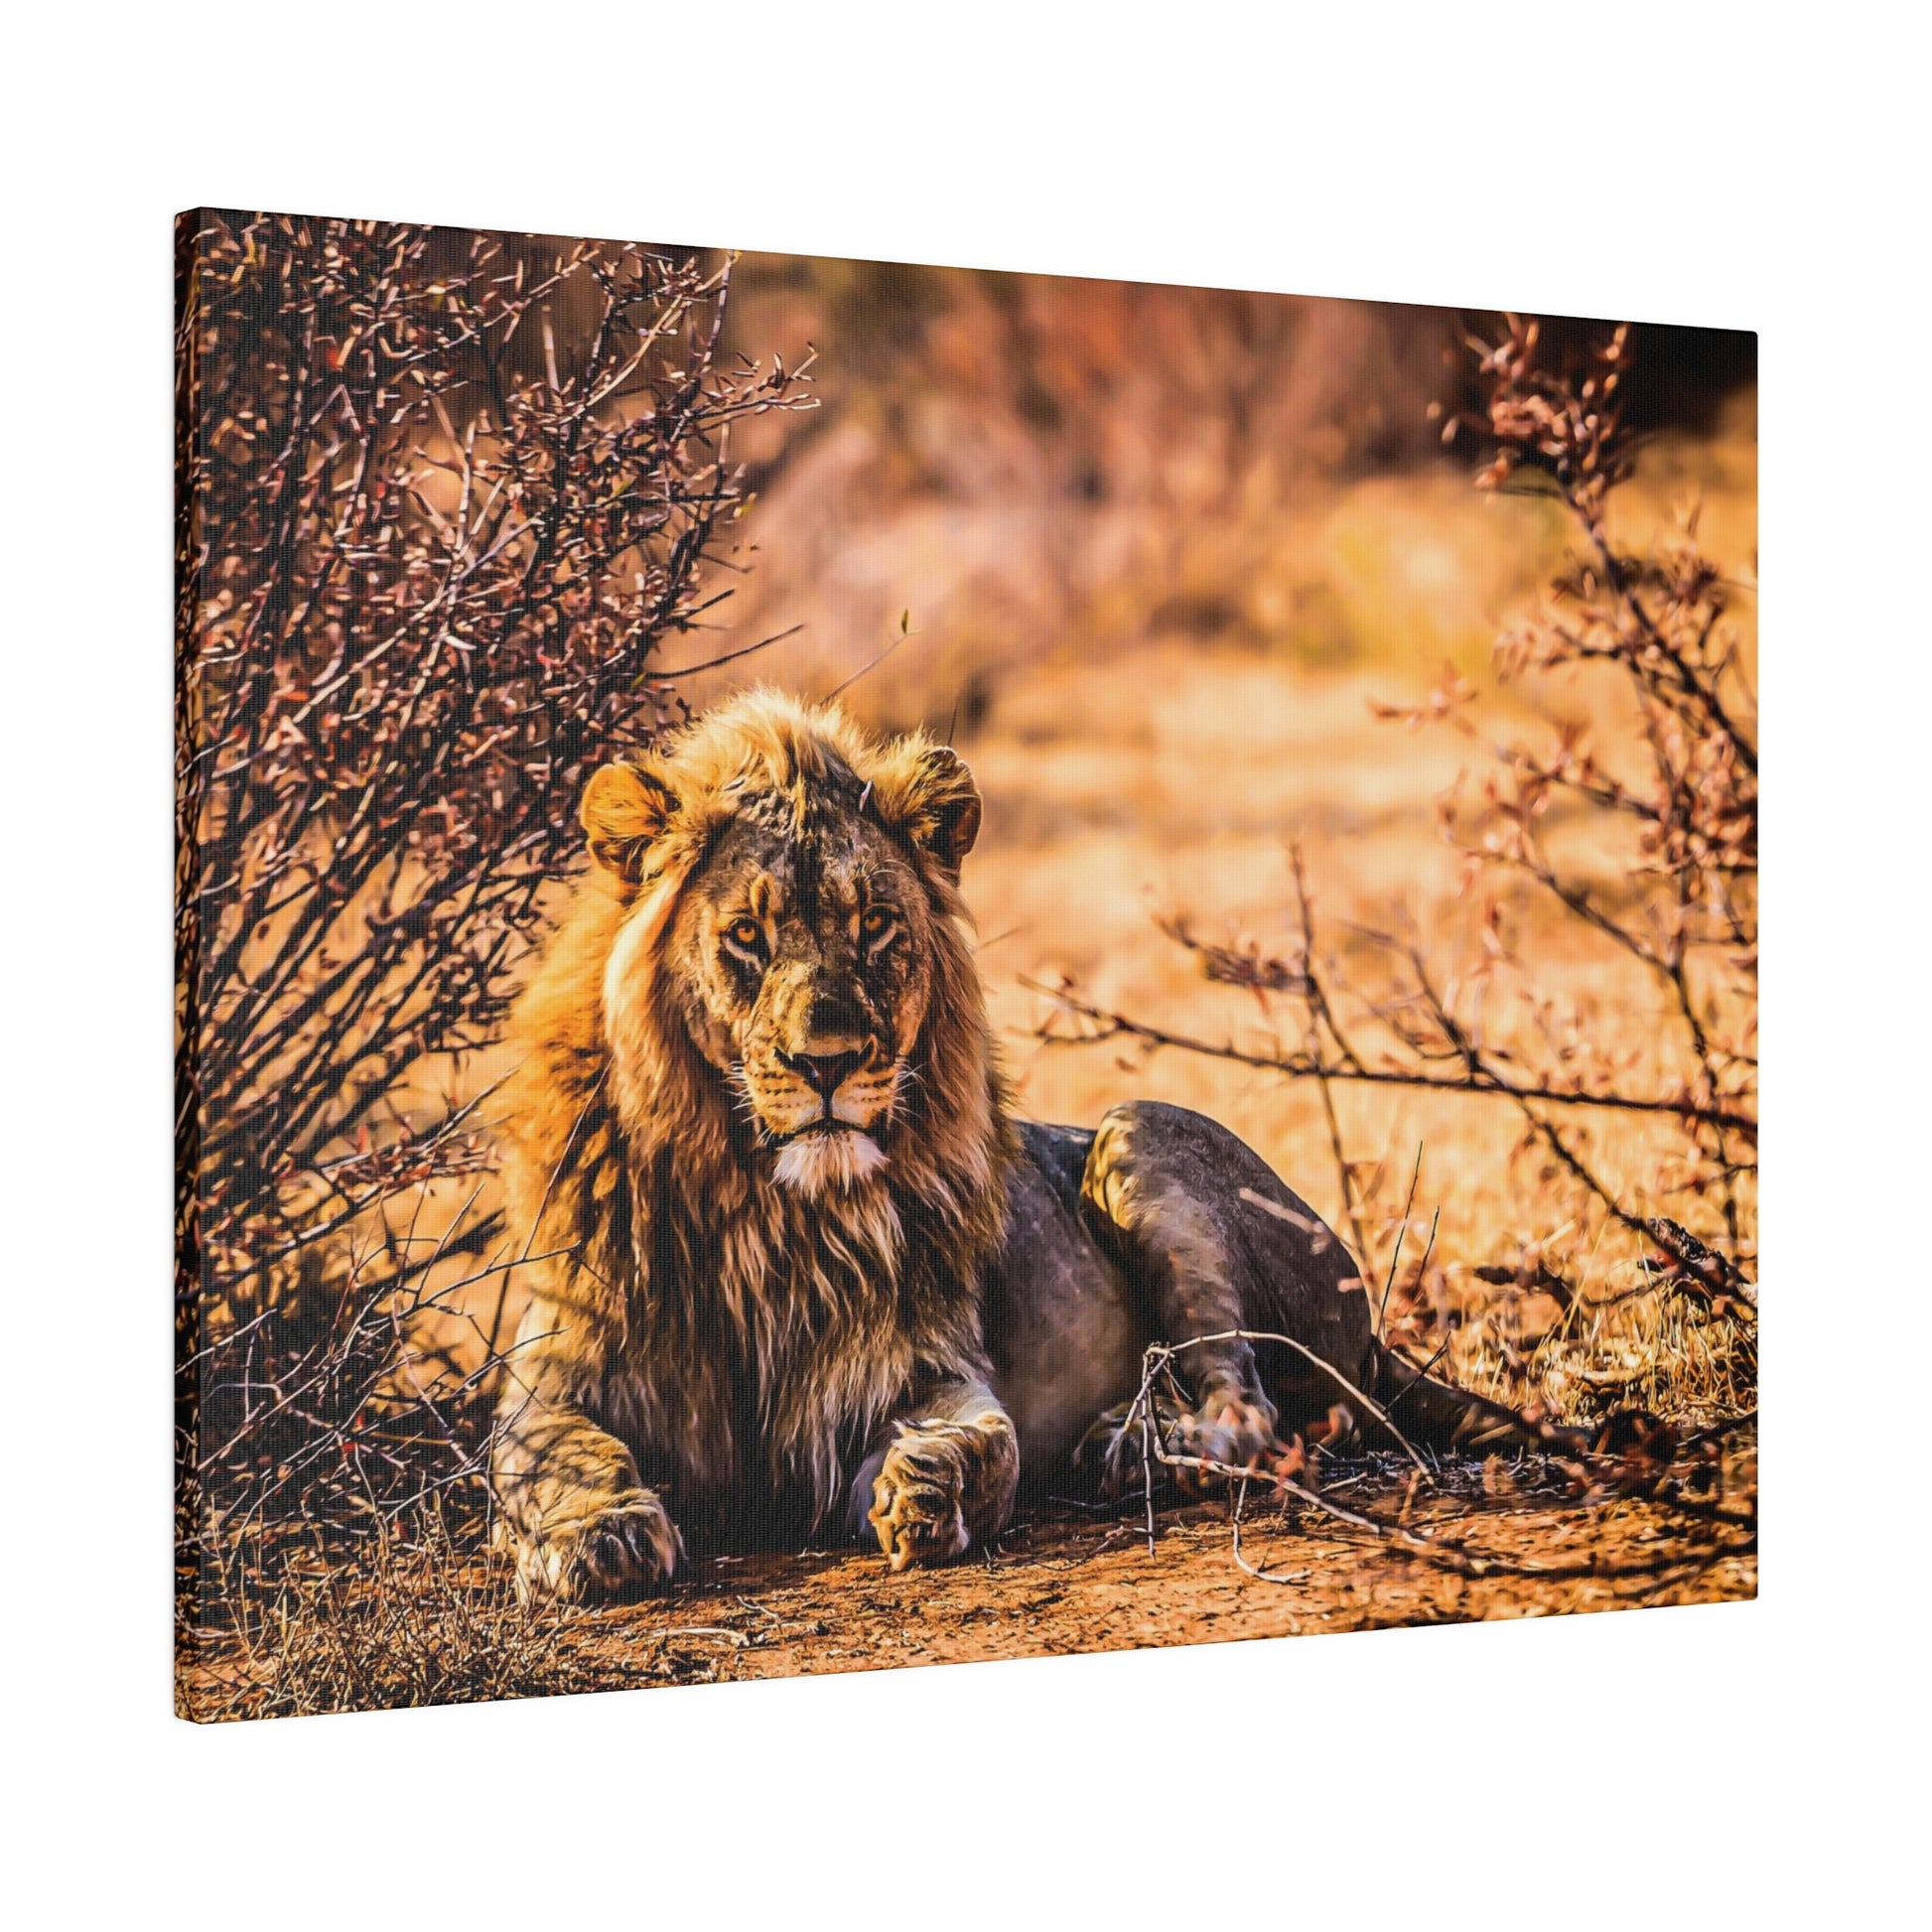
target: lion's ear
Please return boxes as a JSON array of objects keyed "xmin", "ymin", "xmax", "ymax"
[
  {"xmin": 871, "ymin": 742, "xmax": 982, "ymax": 879},
  {"xmin": 581, "ymin": 759, "xmax": 679, "ymax": 887}
]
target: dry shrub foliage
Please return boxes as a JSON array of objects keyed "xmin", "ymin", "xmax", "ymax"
[
  {"xmin": 175, "ymin": 211, "xmax": 808, "ymax": 1706},
  {"xmin": 190, "ymin": 1507, "xmax": 621, "ymax": 1722},
  {"xmin": 1042, "ymin": 319, "xmax": 1757, "ymax": 1421}
]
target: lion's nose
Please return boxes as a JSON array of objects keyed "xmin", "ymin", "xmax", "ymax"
[{"xmin": 785, "ymin": 1049, "xmax": 864, "ymax": 1099}]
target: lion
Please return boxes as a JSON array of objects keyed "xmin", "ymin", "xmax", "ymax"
[{"xmin": 491, "ymin": 689, "xmax": 1533, "ymax": 1599}]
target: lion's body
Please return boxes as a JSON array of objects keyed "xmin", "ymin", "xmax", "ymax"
[
  {"xmin": 498, "ymin": 867, "xmax": 1007, "ymax": 1554},
  {"xmin": 492, "ymin": 691, "xmax": 1523, "ymax": 1597}
]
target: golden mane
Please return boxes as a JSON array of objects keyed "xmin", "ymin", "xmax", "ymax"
[{"xmin": 497, "ymin": 691, "xmax": 1019, "ymax": 1533}]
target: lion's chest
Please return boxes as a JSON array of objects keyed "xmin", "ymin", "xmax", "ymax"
[{"xmin": 620, "ymin": 1186, "xmax": 931, "ymax": 1532}]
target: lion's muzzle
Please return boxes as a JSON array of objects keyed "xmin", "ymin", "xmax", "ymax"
[
  {"xmin": 781, "ymin": 1046, "xmax": 866, "ymax": 1101},
  {"xmin": 759, "ymin": 1040, "xmax": 900, "ymax": 1192}
]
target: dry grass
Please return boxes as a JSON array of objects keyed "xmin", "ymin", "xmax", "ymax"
[{"xmin": 184, "ymin": 1510, "xmax": 620, "ymax": 1721}]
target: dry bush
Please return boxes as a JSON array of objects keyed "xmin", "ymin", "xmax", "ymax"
[
  {"xmin": 1037, "ymin": 318, "xmax": 1757, "ymax": 1431},
  {"xmin": 175, "ymin": 212, "xmax": 808, "ymax": 1708}
]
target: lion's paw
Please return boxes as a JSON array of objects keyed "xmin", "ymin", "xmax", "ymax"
[
  {"xmin": 869, "ymin": 1428, "xmax": 974, "ymax": 1572},
  {"xmin": 517, "ymin": 1490, "xmax": 683, "ymax": 1603},
  {"xmin": 867, "ymin": 1420, "xmax": 1011, "ymax": 1573},
  {"xmin": 1167, "ymin": 1394, "xmax": 1280, "ymax": 1489},
  {"xmin": 1077, "ymin": 1391, "xmax": 1280, "ymax": 1499}
]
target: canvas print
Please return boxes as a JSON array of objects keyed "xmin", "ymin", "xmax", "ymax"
[{"xmin": 175, "ymin": 210, "xmax": 1757, "ymax": 1721}]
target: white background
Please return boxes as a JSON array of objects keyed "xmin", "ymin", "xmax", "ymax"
[{"xmin": 1, "ymin": 5, "xmax": 1921, "ymax": 1924}]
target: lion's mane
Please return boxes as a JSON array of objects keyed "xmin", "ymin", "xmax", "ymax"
[{"xmin": 499, "ymin": 692, "xmax": 1019, "ymax": 1537}]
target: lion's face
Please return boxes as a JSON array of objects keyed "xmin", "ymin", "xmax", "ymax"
[
  {"xmin": 582, "ymin": 695, "xmax": 984, "ymax": 1197},
  {"xmin": 663, "ymin": 795, "xmax": 941, "ymax": 1191}
]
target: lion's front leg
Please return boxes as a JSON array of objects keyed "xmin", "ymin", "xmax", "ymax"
[
  {"xmin": 494, "ymin": 1406, "xmax": 683, "ymax": 1602},
  {"xmin": 856, "ymin": 1381, "xmax": 1019, "ymax": 1573},
  {"xmin": 492, "ymin": 1318, "xmax": 683, "ymax": 1603}
]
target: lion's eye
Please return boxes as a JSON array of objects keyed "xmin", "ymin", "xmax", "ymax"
[
  {"xmin": 724, "ymin": 916, "xmax": 765, "ymax": 958},
  {"xmin": 860, "ymin": 905, "xmax": 897, "ymax": 950}
]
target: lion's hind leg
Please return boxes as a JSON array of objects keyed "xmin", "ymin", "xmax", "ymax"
[{"xmin": 1077, "ymin": 1101, "xmax": 1379, "ymax": 1466}]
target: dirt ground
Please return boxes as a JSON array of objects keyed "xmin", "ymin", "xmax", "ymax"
[
  {"xmin": 181, "ymin": 1428, "xmax": 1755, "ymax": 1719},
  {"xmin": 545, "ymin": 1437, "xmax": 1757, "ymax": 1697}
]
